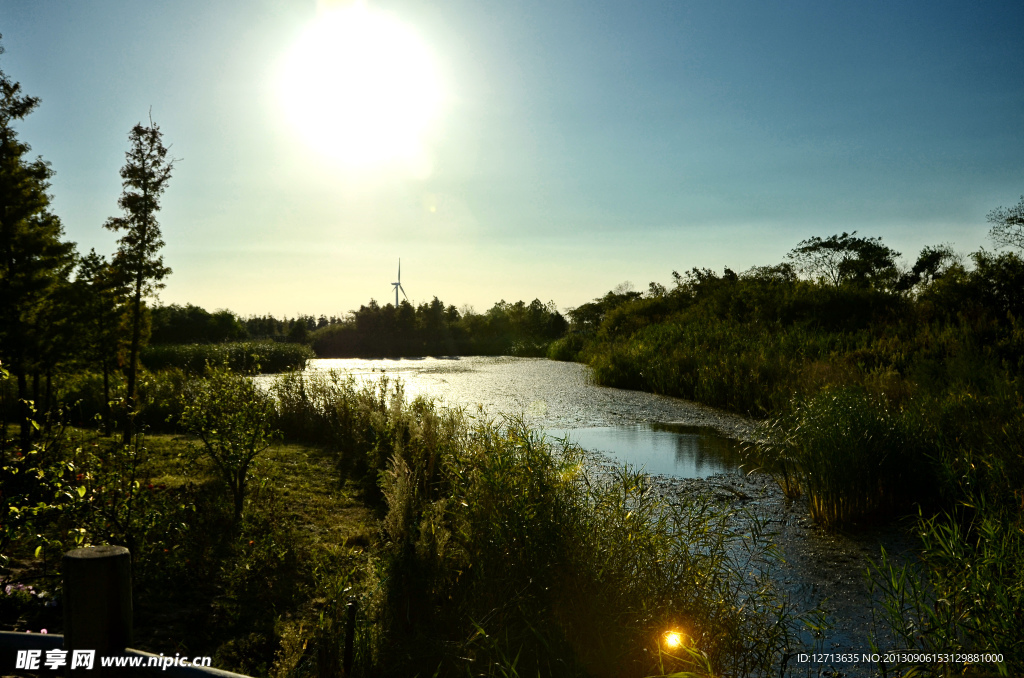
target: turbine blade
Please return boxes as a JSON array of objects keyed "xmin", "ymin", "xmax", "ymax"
[{"xmin": 400, "ymin": 284, "xmax": 408, "ymax": 301}]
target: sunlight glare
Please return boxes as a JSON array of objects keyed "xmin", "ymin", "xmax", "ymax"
[
  {"xmin": 663, "ymin": 631, "xmax": 683, "ymax": 649},
  {"xmin": 278, "ymin": 3, "xmax": 445, "ymax": 171}
]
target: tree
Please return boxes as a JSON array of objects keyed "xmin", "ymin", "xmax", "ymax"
[
  {"xmin": 987, "ymin": 195, "xmax": 1024, "ymax": 252},
  {"xmin": 897, "ymin": 244, "xmax": 960, "ymax": 291},
  {"xmin": 74, "ymin": 249, "xmax": 128, "ymax": 434},
  {"xmin": 0, "ymin": 37, "xmax": 76, "ymax": 452},
  {"xmin": 104, "ymin": 116, "xmax": 174, "ymax": 438},
  {"xmin": 179, "ymin": 367, "xmax": 278, "ymax": 521},
  {"xmin": 786, "ymin": 232, "xmax": 900, "ymax": 288}
]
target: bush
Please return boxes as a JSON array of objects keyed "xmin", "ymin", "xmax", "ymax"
[
  {"xmin": 547, "ymin": 333, "xmax": 586, "ymax": 361},
  {"xmin": 180, "ymin": 367, "xmax": 279, "ymax": 520}
]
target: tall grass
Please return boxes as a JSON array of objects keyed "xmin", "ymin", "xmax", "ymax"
[
  {"xmin": 584, "ymin": 317, "xmax": 868, "ymax": 416},
  {"xmin": 753, "ymin": 388, "xmax": 929, "ymax": 527},
  {"xmin": 868, "ymin": 498, "xmax": 1024, "ymax": 674},
  {"xmin": 269, "ymin": 370, "xmax": 806, "ymax": 677},
  {"xmin": 141, "ymin": 341, "xmax": 314, "ymax": 374}
]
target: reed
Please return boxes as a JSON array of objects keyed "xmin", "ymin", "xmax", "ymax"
[
  {"xmin": 270, "ymin": 371, "xmax": 804, "ymax": 676},
  {"xmin": 141, "ymin": 341, "xmax": 314, "ymax": 374},
  {"xmin": 754, "ymin": 388, "xmax": 928, "ymax": 527},
  {"xmin": 868, "ymin": 497, "xmax": 1024, "ymax": 674}
]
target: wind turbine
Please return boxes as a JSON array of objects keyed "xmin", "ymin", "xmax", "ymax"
[{"xmin": 391, "ymin": 259, "xmax": 408, "ymax": 306}]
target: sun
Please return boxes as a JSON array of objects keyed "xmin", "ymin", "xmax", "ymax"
[{"xmin": 277, "ymin": 3, "xmax": 445, "ymax": 170}]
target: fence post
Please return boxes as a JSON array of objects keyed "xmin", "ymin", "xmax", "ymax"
[
  {"xmin": 342, "ymin": 597, "xmax": 357, "ymax": 676},
  {"xmin": 63, "ymin": 546, "xmax": 133, "ymax": 659}
]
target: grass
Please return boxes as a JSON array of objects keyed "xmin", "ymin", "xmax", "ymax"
[
  {"xmin": 266, "ymin": 370, "xmax": 809, "ymax": 677},
  {"xmin": 1, "ymin": 426, "xmax": 375, "ymax": 677},
  {"xmin": 867, "ymin": 499, "xmax": 1024, "ymax": 676},
  {"xmin": 752, "ymin": 387, "xmax": 929, "ymax": 528},
  {"xmin": 141, "ymin": 341, "xmax": 314, "ymax": 374},
  {"xmin": 3, "ymin": 369, "xmax": 814, "ymax": 677}
]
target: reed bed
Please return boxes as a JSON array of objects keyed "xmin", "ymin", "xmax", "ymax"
[
  {"xmin": 271, "ymin": 370, "xmax": 805, "ymax": 677},
  {"xmin": 141, "ymin": 341, "xmax": 314, "ymax": 374},
  {"xmin": 753, "ymin": 388, "xmax": 928, "ymax": 527}
]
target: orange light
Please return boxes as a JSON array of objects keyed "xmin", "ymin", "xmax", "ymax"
[{"xmin": 663, "ymin": 631, "xmax": 683, "ymax": 648}]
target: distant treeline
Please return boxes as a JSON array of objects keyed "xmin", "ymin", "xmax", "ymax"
[
  {"xmin": 149, "ymin": 297, "xmax": 568, "ymax": 358},
  {"xmin": 149, "ymin": 304, "xmax": 344, "ymax": 345},
  {"xmin": 313, "ymin": 297, "xmax": 567, "ymax": 357}
]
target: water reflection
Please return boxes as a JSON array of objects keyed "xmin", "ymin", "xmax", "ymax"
[
  {"xmin": 546, "ymin": 423, "xmax": 742, "ymax": 479},
  {"xmin": 285, "ymin": 357, "xmax": 750, "ymax": 478}
]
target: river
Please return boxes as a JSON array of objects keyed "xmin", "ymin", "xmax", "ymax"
[
  {"xmin": 294, "ymin": 356, "xmax": 915, "ymax": 676},
  {"xmin": 301, "ymin": 356, "xmax": 751, "ymax": 478}
]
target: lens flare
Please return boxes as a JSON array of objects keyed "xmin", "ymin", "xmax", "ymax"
[
  {"xmin": 277, "ymin": 4, "xmax": 445, "ymax": 170},
  {"xmin": 663, "ymin": 631, "xmax": 683, "ymax": 649}
]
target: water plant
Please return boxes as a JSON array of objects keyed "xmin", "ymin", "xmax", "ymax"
[
  {"xmin": 868, "ymin": 497, "xmax": 1024, "ymax": 675},
  {"xmin": 754, "ymin": 388, "xmax": 928, "ymax": 527},
  {"xmin": 141, "ymin": 341, "xmax": 313, "ymax": 374}
]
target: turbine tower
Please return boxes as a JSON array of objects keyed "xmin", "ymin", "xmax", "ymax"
[{"xmin": 392, "ymin": 259, "xmax": 408, "ymax": 306}]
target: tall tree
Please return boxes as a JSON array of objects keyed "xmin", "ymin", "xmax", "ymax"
[
  {"xmin": 74, "ymin": 249, "xmax": 128, "ymax": 434},
  {"xmin": 104, "ymin": 116, "xmax": 174, "ymax": 438},
  {"xmin": 0, "ymin": 37, "xmax": 76, "ymax": 452}
]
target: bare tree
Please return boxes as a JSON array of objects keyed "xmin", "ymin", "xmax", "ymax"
[{"xmin": 987, "ymin": 195, "xmax": 1024, "ymax": 252}]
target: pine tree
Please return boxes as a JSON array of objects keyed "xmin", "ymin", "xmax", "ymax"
[
  {"xmin": 104, "ymin": 116, "xmax": 174, "ymax": 439},
  {"xmin": 75, "ymin": 249, "xmax": 129, "ymax": 435},
  {"xmin": 0, "ymin": 37, "xmax": 76, "ymax": 452}
]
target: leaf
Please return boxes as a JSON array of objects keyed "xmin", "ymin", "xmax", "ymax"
[
  {"xmin": 34, "ymin": 545, "xmax": 44, "ymax": 559},
  {"xmin": 78, "ymin": 486, "xmax": 87, "ymax": 498}
]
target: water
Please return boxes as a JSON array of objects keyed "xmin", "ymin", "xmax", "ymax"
[
  {"xmin": 294, "ymin": 356, "xmax": 915, "ymax": 671},
  {"xmin": 299, "ymin": 356, "xmax": 752, "ymax": 478},
  {"xmin": 547, "ymin": 424, "xmax": 743, "ymax": 477}
]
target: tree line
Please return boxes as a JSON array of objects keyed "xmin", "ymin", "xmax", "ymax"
[
  {"xmin": 148, "ymin": 304, "xmax": 345, "ymax": 345},
  {"xmin": 147, "ymin": 297, "xmax": 569, "ymax": 359},
  {"xmin": 0, "ymin": 38, "xmax": 173, "ymax": 447},
  {"xmin": 311, "ymin": 297, "xmax": 567, "ymax": 357}
]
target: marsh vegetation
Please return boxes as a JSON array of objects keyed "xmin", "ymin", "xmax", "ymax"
[
  {"xmin": 3, "ymin": 369, "xmax": 812, "ymax": 677},
  {"xmin": 3, "ymin": 30, "xmax": 1023, "ymax": 675},
  {"xmin": 552, "ymin": 232, "xmax": 1024, "ymax": 673}
]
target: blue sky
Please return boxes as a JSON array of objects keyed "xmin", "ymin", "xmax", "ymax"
[{"xmin": 3, "ymin": 1, "xmax": 1022, "ymax": 316}]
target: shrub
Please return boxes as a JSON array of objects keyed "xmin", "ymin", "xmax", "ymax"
[{"xmin": 180, "ymin": 367, "xmax": 279, "ymax": 520}]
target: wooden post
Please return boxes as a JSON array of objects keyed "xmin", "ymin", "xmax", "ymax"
[
  {"xmin": 63, "ymin": 546, "xmax": 133, "ymax": 658},
  {"xmin": 342, "ymin": 597, "xmax": 357, "ymax": 676}
]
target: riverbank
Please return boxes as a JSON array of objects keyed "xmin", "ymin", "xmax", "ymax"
[
  {"xmin": 3, "ymin": 368, "xmax": 808, "ymax": 677},
  {"xmin": 573, "ymin": 435, "xmax": 919, "ymax": 678},
  {"xmin": 6, "ymin": 358, "xmax": 1019, "ymax": 675}
]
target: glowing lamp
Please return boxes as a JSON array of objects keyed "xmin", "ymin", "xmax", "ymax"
[{"xmin": 662, "ymin": 631, "xmax": 683, "ymax": 649}]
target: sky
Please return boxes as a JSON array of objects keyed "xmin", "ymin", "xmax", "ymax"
[{"xmin": 3, "ymin": 1, "xmax": 1023, "ymax": 317}]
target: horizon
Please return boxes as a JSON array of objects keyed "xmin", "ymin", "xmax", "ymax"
[{"xmin": 3, "ymin": 0, "xmax": 1023, "ymax": 317}]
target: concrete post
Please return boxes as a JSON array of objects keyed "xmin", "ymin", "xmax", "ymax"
[{"xmin": 62, "ymin": 546, "xmax": 133, "ymax": 658}]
